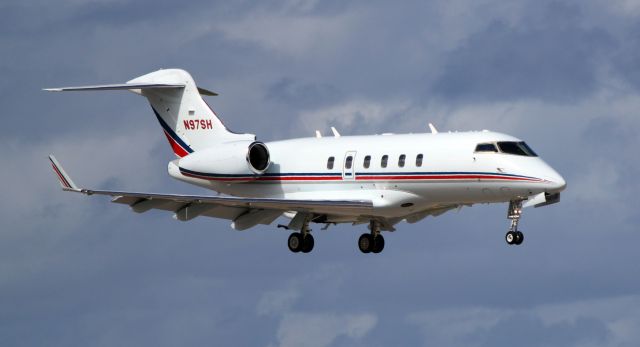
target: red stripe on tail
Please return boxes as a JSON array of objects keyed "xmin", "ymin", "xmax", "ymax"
[{"xmin": 163, "ymin": 130, "xmax": 190, "ymax": 158}]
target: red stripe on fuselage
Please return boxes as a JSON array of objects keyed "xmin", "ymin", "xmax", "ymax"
[
  {"xmin": 180, "ymin": 172, "xmax": 541, "ymax": 183},
  {"xmin": 355, "ymin": 174, "xmax": 540, "ymax": 182},
  {"xmin": 181, "ymin": 171, "xmax": 345, "ymax": 182},
  {"xmin": 258, "ymin": 176, "xmax": 342, "ymax": 181},
  {"xmin": 181, "ymin": 172, "xmax": 252, "ymax": 181}
]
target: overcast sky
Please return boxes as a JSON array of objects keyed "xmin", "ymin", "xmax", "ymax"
[{"xmin": 2, "ymin": 0, "xmax": 640, "ymax": 346}]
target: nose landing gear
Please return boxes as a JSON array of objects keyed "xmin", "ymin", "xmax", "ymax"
[{"xmin": 505, "ymin": 200, "xmax": 524, "ymax": 245}]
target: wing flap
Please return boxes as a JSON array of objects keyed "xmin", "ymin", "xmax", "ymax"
[
  {"xmin": 405, "ymin": 205, "xmax": 459, "ymax": 224},
  {"xmin": 175, "ymin": 203, "xmax": 247, "ymax": 221},
  {"xmin": 231, "ymin": 209, "xmax": 283, "ymax": 231}
]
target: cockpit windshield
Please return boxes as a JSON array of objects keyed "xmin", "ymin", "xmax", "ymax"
[
  {"xmin": 475, "ymin": 143, "xmax": 498, "ymax": 152},
  {"xmin": 497, "ymin": 141, "xmax": 538, "ymax": 157},
  {"xmin": 475, "ymin": 141, "xmax": 538, "ymax": 157}
]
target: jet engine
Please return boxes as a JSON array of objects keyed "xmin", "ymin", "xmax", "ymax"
[
  {"xmin": 246, "ymin": 141, "xmax": 270, "ymax": 174},
  {"xmin": 177, "ymin": 141, "xmax": 271, "ymax": 181}
]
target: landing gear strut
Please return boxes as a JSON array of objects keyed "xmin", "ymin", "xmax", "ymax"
[
  {"xmin": 505, "ymin": 200, "xmax": 524, "ymax": 245},
  {"xmin": 358, "ymin": 220, "xmax": 385, "ymax": 254},
  {"xmin": 287, "ymin": 219, "xmax": 314, "ymax": 253}
]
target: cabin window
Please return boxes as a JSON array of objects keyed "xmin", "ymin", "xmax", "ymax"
[
  {"xmin": 327, "ymin": 156, "xmax": 335, "ymax": 169},
  {"xmin": 363, "ymin": 155, "xmax": 371, "ymax": 169},
  {"xmin": 497, "ymin": 141, "xmax": 538, "ymax": 157},
  {"xmin": 416, "ymin": 154, "xmax": 423, "ymax": 167},
  {"xmin": 345, "ymin": 156, "xmax": 353, "ymax": 169},
  {"xmin": 475, "ymin": 143, "xmax": 498, "ymax": 153},
  {"xmin": 381, "ymin": 155, "xmax": 388, "ymax": 168},
  {"xmin": 398, "ymin": 154, "xmax": 406, "ymax": 167}
]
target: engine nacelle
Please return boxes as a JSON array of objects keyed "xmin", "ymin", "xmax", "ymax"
[
  {"xmin": 178, "ymin": 141, "xmax": 271, "ymax": 181},
  {"xmin": 246, "ymin": 141, "xmax": 270, "ymax": 174}
]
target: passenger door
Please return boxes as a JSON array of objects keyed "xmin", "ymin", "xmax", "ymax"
[{"xmin": 342, "ymin": 151, "xmax": 356, "ymax": 180}]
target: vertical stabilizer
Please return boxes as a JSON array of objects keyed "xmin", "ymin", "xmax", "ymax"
[{"xmin": 128, "ymin": 69, "xmax": 255, "ymax": 157}]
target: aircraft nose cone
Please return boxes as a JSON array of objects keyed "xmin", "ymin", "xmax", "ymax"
[
  {"xmin": 552, "ymin": 175, "xmax": 566, "ymax": 192},
  {"xmin": 546, "ymin": 170, "xmax": 566, "ymax": 193}
]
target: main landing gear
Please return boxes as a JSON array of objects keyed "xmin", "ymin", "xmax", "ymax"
[
  {"xmin": 505, "ymin": 200, "xmax": 524, "ymax": 246},
  {"xmin": 286, "ymin": 218, "xmax": 386, "ymax": 254},
  {"xmin": 287, "ymin": 221, "xmax": 314, "ymax": 253},
  {"xmin": 358, "ymin": 220, "xmax": 385, "ymax": 254}
]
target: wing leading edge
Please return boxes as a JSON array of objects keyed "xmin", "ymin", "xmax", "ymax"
[{"xmin": 48, "ymin": 155, "xmax": 373, "ymax": 230}]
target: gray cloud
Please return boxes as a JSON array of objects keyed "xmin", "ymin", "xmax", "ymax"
[
  {"xmin": 408, "ymin": 294, "xmax": 640, "ymax": 347},
  {"xmin": 274, "ymin": 312, "xmax": 377, "ymax": 347},
  {"xmin": 611, "ymin": 23, "xmax": 640, "ymax": 90},
  {"xmin": 2, "ymin": 0, "xmax": 640, "ymax": 346},
  {"xmin": 433, "ymin": 3, "xmax": 614, "ymax": 102},
  {"xmin": 478, "ymin": 314, "xmax": 609, "ymax": 347},
  {"xmin": 265, "ymin": 78, "xmax": 342, "ymax": 108}
]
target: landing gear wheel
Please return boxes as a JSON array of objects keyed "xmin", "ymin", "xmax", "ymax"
[
  {"xmin": 358, "ymin": 233, "xmax": 373, "ymax": 253},
  {"xmin": 505, "ymin": 200, "xmax": 525, "ymax": 246},
  {"xmin": 372, "ymin": 235, "xmax": 385, "ymax": 253},
  {"xmin": 514, "ymin": 231, "xmax": 524, "ymax": 245},
  {"xmin": 301, "ymin": 234, "xmax": 315, "ymax": 253},
  {"xmin": 505, "ymin": 231, "xmax": 517, "ymax": 245},
  {"xmin": 288, "ymin": 232, "xmax": 303, "ymax": 253}
]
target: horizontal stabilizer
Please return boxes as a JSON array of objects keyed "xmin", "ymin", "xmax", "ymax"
[
  {"xmin": 45, "ymin": 83, "xmax": 217, "ymax": 96},
  {"xmin": 44, "ymin": 83, "xmax": 185, "ymax": 92},
  {"xmin": 197, "ymin": 87, "xmax": 218, "ymax": 96}
]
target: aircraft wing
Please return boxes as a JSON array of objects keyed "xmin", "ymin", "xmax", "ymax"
[{"xmin": 48, "ymin": 155, "xmax": 373, "ymax": 230}]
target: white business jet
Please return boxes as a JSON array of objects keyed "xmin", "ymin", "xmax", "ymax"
[{"xmin": 47, "ymin": 69, "xmax": 566, "ymax": 254}]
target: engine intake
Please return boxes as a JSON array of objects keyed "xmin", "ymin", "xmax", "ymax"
[{"xmin": 247, "ymin": 142, "xmax": 270, "ymax": 174}]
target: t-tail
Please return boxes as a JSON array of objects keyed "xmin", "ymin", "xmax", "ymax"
[{"xmin": 45, "ymin": 69, "xmax": 255, "ymax": 157}]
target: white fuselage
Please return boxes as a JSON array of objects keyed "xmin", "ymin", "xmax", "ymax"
[{"xmin": 169, "ymin": 131, "xmax": 565, "ymax": 223}]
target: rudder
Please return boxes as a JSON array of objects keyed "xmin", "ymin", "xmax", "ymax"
[{"xmin": 128, "ymin": 69, "xmax": 255, "ymax": 157}]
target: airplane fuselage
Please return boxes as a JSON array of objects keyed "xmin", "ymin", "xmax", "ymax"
[{"xmin": 171, "ymin": 131, "xmax": 565, "ymax": 223}]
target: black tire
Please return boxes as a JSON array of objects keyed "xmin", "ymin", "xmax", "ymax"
[
  {"xmin": 515, "ymin": 231, "xmax": 524, "ymax": 245},
  {"xmin": 358, "ymin": 233, "xmax": 373, "ymax": 253},
  {"xmin": 372, "ymin": 235, "xmax": 385, "ymax": 253},
  {"xmin": 288, "ymin": 232, "xmax": 303, "ymax": 253},
  {"xmin": 505, "ymin": 231, "xmax": 516, "ymax": 245},
  {"xmin": 301, "ymin": 234, "xmax": 315, "ymax": 253}
]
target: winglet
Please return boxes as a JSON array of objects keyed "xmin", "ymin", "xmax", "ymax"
[{"xmin": 48, "ymin": 155, "xmax": 80, "ymax": 191}]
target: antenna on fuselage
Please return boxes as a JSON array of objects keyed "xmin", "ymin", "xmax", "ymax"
[
  {"xmin": 428, "ymin": 123, "xmax": 439, "ymax": 134},
  {"xmin": 315, "ymin": 130, "xmax": 322, "ymax": 138},
  {"xmin": 331, "ymin": 127, "xmax": 341, "ymax": 137}
]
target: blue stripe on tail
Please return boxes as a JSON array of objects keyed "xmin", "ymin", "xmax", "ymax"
[{"xmin": 151, "ymin": 107, "xmax": 194, "ymax": 154}]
